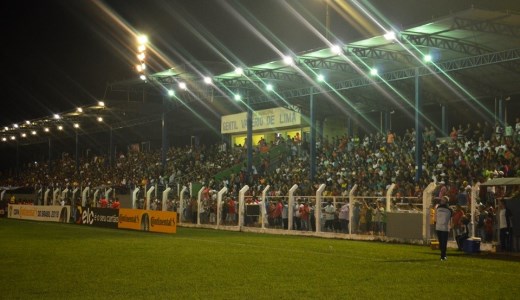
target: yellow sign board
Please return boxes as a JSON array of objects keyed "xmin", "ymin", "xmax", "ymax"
[{"xmin": 221, "ymin": 107, "xmax": 301, "ymax": 134}]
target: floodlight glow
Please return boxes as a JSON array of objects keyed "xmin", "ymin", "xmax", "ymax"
[
  {"xmin": 1, "ymin": 137, "xmax": 6, "ymax": 142},
  {"xmin": 21, "ymin": 133, "xmax": 26, "ymax": 138},
  {"xmin": 74, "ymin": 123, "xmax": 80, "ymax": 128},
  {"xmin": 140, "ymin": 75, "xmax": 146, "ymax": 80},
  {"xmin": 384, "ymin": 31, "xmax": 396, "ymax": 41},
  {"xmin": 31, "ymin": 130, "xmax": 37, "ymax": 135},
  {"xmin": 57, "ymin": 125, "xmax": 63, "ymax": 130},
  {"xmin": 331, "ymin": 45, "xmax": 342, "ymax": 54},
  {"xmin": 77, "ymin": 107, "xmax": 83, "ymax": 113},
  {"xmin": 25, "ymin": 120, "xmax": 31, "ymax": 125},
  {"xmin": 167, "ymin": 89, "xmax": 175, "ymax": 96},
  {"xmin": 97, "ymin": 117, "xmax": 103, "ymax": 122},
  {"xmin": 179, "ymin": 82, "xmax": 187, "ymax": 90},
  {"xmin": 137, "ymin": 53, "xmax": 145, "ymax": 61},
  {"xmin": 13, "ymin": 124, "xmax": 19, "ymax": 128},
  {"xmin": 234, "ymin": 94, "xmax": 242, "ymax": 101},
  {"xmin": 424, "ymin": 54, "xmax": 432, "ymax": 62},
  {"xmin": 203, "ymin": 76, "xmax": 212, "ymax": 84},
  {"xmin": 317, "ymin": 74, "xmax": 325, "ymax": 82},
  {"xmin": 98, "ymin": 101, "xmax": 105, "ymax": 107},
  {"xmin": 10, "ymin": 136, "xmax": 15, "ymax": 140},
  {"xmin": 44, "ymin": 127, "xmax": 50, "ymax": 132},
  {"xmin": 137, "ymin": 45, "xmax": 146, "ymax": 52},
  {"xmin": 4, "ymin": 127, "xmax": 8, "ymax": 131},
  {"xmin": 54, "ymin": 114, "xmax": 60, "ymax": 119},
  {"xmin": 136, "ymin": 65, "xmax": 143, "ymax": 72},
  {"xmin": 370, "ymin": 68, "xmax": 378, "ymax": 76},
  {"xmin": 266, "ymin": 83, "xmax": 273, "ymax": 91},
  {"xmin": 234, "ymin": 67, "xmax": 243, "ymax": 76},
  {"xmin": 283, "ymin": 55, "xmax": 294, "ymax": 65},
  {"xmin": 137, "ymin": 35, "xmax": 148, "ymax": 45}
]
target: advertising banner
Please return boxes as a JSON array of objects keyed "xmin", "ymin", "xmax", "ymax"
[
  {"xmin": 118, "ymin": 208, "xmax": 177, "ymax": 233},
  {"xmin": 221, "ymin": 107, "xmax": 301, "ymax": 134},
  {"xmin": 76, "ymin": 207, "xmax": 119, "ymax": 228},
  {"xmin": 7, "ymin": 204, "xmax": 70, "ymax": 223}
]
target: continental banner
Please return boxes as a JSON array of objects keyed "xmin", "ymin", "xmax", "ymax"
[
  {"xmin": 118, "ymin": 209, "xmax": 177, "ymax": 234},
  {"xmin": 75, "ymin": 207, "xmax": 119, "ymax": 228},
  {"xmin": 7, "ymin": 204, "xmax": 70, "ymax": 223}
]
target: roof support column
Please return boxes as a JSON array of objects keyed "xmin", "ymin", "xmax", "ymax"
[
  {"xmin": 246, "ymin": 99, "xmax": 253, "ymax": 182},
  {"xmin": 498, "ymin": 98, "xmax": 504, "ymax": 126},
  {"xmin": 441, "ymin": 105, "xmax": 447, "ymax": 137},
  {"xmin": 161, "ymin": 98, "xmax": 169, "ymax": 174},
  {"xmin": 309, "ymin": 91, "xmax": 316, "ymax": 181},
  {"xmin": 415, "ymin": 68, "xmax": 423, "ymax": 183}
]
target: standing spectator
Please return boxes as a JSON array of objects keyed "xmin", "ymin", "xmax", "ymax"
[
  {"xmin": 435, "ymin": 196, "xmax": 452, "ymax": 261},
  {"xmin": 339, "ymin": 201, "xmax": 349, "ymax": 234},
  {"xmin": 452, "ymin": 205, "xmax": 465, "ymax": 238},
  {"xmin": 299, "ymin": 202, "xmax": 310, "ymax": 231},
  {"xmin": 111, "ymin": 197, "xmax": 120, "ymax": 209},
  {"xmin": 515, "ymin": 117, "xmax": 520, "ymax": 142},
  {"xmin": 498, "ymin": 201, "xmax": 513, "ymax": 252},
  {"xmin": 324, "ymin": 201, "xmax": 336, "ymax": 232}
]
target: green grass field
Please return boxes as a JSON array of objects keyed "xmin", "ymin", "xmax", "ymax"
[{"xmin": 1, "ymin": 218, "xmax": 519, "ymax": 299}]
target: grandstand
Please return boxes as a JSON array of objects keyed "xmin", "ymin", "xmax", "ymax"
[{"xmin": 1, "ymin": 8, "xmax": 520, "ymax": 253}]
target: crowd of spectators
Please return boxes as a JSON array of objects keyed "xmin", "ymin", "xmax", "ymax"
[{"xmin": 1, "ymin": 118, "xmax": 519, "ymax": 242}]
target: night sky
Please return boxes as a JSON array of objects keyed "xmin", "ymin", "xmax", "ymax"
[{"xmin": 2, "ymin": 0, "xmax": 519, "ymax": 126}]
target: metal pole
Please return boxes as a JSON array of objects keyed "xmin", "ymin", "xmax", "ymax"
[
  {"xmin": 246, "ymin": 99, "xmax": 253, "ymax": 180},
  {"xmin": 310, "ymin": 91, "xmax": 316, "ymax": 181},
  {"xmin": 441, "ymin": 105, "xmax": 447, "ymax": 137},
  {"xmin": 75, "ymin": 131, "xmax": 79, "ymax": 172},
  {"xmin": 161, "ymin": 104, "xmax": 168, "ymax": 173},
  {"xmin": 325, "ymin": 0, "xmax": 331, "ymax": 40},
  {"xmin": 414, "ymin": 68, "xmax": 423, "ymax": 183},
  {"xmin": 109, "ymin": 127, "xmax": 113, "ymax": 169},
  {"xmin": 48, "ymin": 137, "xmax": 52, "ymax": 174}
]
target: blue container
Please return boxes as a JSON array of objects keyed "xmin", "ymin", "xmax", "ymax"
[{"xmin": 463, "ymin": 238, "xmax": 481, "ymax": 253}]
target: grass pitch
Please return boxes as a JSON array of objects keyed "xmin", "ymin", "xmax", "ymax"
[{"xmin": 1, "ymin": 218, "xmax": 519, "ymax": 299}]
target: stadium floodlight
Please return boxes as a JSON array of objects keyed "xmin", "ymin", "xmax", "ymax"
[
  {"xmin": 234, "ymin": 67, "xmax": 243, "ymax": 76},
  {"xmin": 21, "ymin": 133, "xmax": 26, "ymax": 138},
  {"xmin": 10, "ymin": 136, "xmax": 15, "ymax": 140},
  {"xmin": 370, "ymin": 68, "xmax": 378, "ymax": 76},
  {"xmin": 384, "ymin": 30, "xmax": 396, "ymax": 41},
  {"xmin": 137, "ymin": 45, "xmax": 146, "ymax": 52},
  {"xmin": 136, "ymin": 64, "xmax": 143, "ymax": 72},
  {"xmin": 137, "ymin": 35, "xmax": 148, "ymax": 45},
  {"xmin": 137, "ymin": 53, "xmax": 145, "ymax": 61},
  {"xmin": 97, "ymin": 117, "xmax": 103, "ymax": 122},
  {"xmin": 234, "ymin": 94, "xmax": 242, "ymax": 101},
  {"xmin": 140, "ymin": 74, "xmax": 146, "ymax": 81},
  {"xmin": 179, "ymin": 82, "xmax": 187, "ymax": 90},
  {"xmin": 13, "ymin": 124, "xmax": 19, "ymax": 128},
  {"xmin": 3, "ymin": 127, "xmax": 8, "ymax": 131},
  {"xmin": 331, "ymin": 44, "xmax": 342, "ymax": 55},
  {"xmin": 57, "ymin": 125, "xmax": 63, "ymax": 131},
  {"xmin": 265, "ymin": 83, "xmax": 274, "ymax": 91},
  {"xmin": 203, "ymin": 76, "xmax": 212, "ymax": 84},
  {"xmin": 25, "ymin": 120, "xmax": 31, "ymax": 125},
  {"xmin": 283, "ymin": 55, "xmax": 294, "ymax": 66},
  {"xmin": 77, "ymin": 107, "xmax": 83, "ymax": 113},
  {"xmin": 54, "ymin": 114, "xmax": 60, "ymax": 120},
  {"xmin": 1, "ymin": 137, "xmax": 6, "ymax": 142},
  {"xmin": 44, "ymin": 127, "xmax": 50, "ymax": 132},
  {"xmin": 98, "ymin": 101, "xmax": 105, "ymax": 107},
  {"xmin": 424, "ymin": 54, "xmax": 433, "ymax": 63},
  {"xmin": 31, "ymin": 130, "xmax": 37, "ymax": 135},
  {"xmin": 73, "ymin": 123, "xmax": 80, "ymax": 129},
  {"xmin": 317, "ymin": 74, "xmax": 325, "ymax": 82},
  {"xmin": 167, "ymin": 89, "xmax": 175, "ymax": 97}
]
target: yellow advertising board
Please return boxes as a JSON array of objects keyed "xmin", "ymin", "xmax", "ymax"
[
  {"xmin": 221, "ymin": 107, "xmax": 301, "ymax": 134},
  {"xmin": 118, "ymin": 208, "xmax": 177, "ymax": 234}
]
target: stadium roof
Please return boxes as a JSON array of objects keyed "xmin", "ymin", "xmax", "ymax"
[
  {"xmin": 107, "ymin": 8, "xmax": 520, "ymax": 127},
  {"xmin": 3, "ymin": 8, "xmax": 520, "ymax": 144}
]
